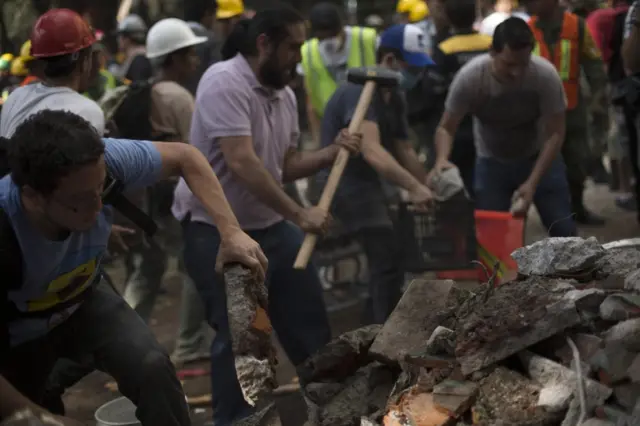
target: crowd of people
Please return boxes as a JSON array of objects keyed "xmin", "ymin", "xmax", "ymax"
[{"xmin": 0, "ymin": 0, "xmax": 638, "ymax": 425}]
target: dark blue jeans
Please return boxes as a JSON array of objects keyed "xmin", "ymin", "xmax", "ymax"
[
  {"xmin": 474, "ymin": 155, "xmax": 577, "ymax": 237},
  {"xmin": 183, "ymin": 220, "xmax": 332, "ymax": 426}
]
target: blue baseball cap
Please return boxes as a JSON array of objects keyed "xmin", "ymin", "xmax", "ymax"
[{"xmin": 379, "ymin": 24, "xmax": 435, "ymax": 67}]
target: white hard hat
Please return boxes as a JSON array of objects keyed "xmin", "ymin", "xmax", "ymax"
[
  {"xmin": 146, "ymin": 18, "xmax": 208, "ymax": 59},
  {"xmin": 117, "ymin": 14, "xmax": 147, "ymax": 34}
]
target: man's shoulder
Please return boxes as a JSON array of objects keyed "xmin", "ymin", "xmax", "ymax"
[
  {"xmin": 200, "ymin": 58, "xmax": 249, "ymax": 90},
  {"xmin": 458, "ymin": 53, "xmax": 491, "ymax": 73},
  {"xmin": 529, "ymin": 54, "xmax": 561, "ymax": 75}
]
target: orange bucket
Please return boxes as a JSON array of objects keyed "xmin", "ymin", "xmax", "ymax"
[{"xmin": 437, "ymin": 210, "xmax": 525, "ymax": 285}]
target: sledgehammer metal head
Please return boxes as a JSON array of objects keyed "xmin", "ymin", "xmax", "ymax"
[{"xmin": 347, "ymin": 66, "xmax": 400, "ymax": 87}]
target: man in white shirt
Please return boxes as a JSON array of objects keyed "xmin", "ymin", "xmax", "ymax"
[
  {"xmin": 480, "ymin": 0, "xmax": 530, "ymax": 35},
  {"xmin": 0, "ymin": 10, "xmax": 104, "ymax": 138}
]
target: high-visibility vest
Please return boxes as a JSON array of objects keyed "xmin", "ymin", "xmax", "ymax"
[
  {"xmin": 301, "ymin": 27, "xmax": 377, "ymax": 117},
  {"xmin": 529, "ymin": 12, "xmax": 580, "ymax": 110}
]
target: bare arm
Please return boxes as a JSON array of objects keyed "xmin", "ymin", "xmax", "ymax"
[
  {"xmin": 219, "ymin": 136, "xmax": 303, "ymax": 223},
  {"xmin": 395, "ymin": 139, "xmax": 427, "ymax": 183},
  {"xmin": 360, "ymin": 120, "xmax": 424, "ymax": 192},
  {"xmin": 282, "ymin": 145, "xmax": 339, "ymax": 183},
  {"xmin": 152, "ymin": 142, "xmax": 242, "ymax": 239},
  {"xmin": 526, "ymin": 112, "xmax": 565, "ymax": 187},
  {"xmin": 434, "ymin": 111, "xmax": 465, "ymax": 165}
]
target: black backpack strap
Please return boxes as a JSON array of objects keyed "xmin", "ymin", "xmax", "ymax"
[{"xmin": 0, "ymin": 206, "xmax": 22, "ymax": 354}]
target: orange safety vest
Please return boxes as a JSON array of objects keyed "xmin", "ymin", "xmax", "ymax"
[{"xmin": 529, "ymin": 12, "xmax": 580, "ymax": 110}]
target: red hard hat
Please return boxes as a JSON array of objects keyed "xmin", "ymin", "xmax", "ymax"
[{"xmin": 30, "ymin": 8, "xmax": 96, "ymax": 58}]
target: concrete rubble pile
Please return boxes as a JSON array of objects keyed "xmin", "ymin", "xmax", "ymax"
[{"xmin": 299, "ymin": 237, "xmax": 640, "ymax": 426}]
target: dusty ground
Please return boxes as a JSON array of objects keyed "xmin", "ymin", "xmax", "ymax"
[{"xmin": 63, "ymin": 183, "xmax": 638, "ymax": 425}]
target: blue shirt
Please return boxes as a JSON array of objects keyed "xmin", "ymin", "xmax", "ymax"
[{"xmin": 0, "ymin": 138, "xmax": 163, "ymax": 346}]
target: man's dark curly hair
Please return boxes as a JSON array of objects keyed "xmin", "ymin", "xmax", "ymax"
[{"xmin": 0, "ymin": 110, "xmax": 105, "ymax": 196}]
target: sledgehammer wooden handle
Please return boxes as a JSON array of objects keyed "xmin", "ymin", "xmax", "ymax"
[{"xmin": 294, "ymin": 81, "xmax": 377, "ymax": 270}]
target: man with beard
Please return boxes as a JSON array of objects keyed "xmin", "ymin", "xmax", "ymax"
[{"xmin": 171, "ymin": 6, "xmax": 362, "ymax": 425}]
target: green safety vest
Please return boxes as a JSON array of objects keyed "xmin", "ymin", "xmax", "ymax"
[{"xmin": 301, "ymin": 27, "xmax": 377, "ymax": 117}]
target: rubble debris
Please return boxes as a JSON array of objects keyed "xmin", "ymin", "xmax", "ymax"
[
  {"xmin": 599, "ymin": 294, "xmax": 640, "ymax": 321},
  {"xmin": 314, "ymin": 363, "xmax": 396, "ymax": 426},
  {"xmin": 405, "ymin": 326, "xmax": 456, "ymax": 369},
  {"xmin": 370, "ymin": 279, "xmax": 454, "ymax": 364},
  {"xmin": 233, "ymin": 401, "xmax": 281, "ymax": 426},
  {"xmin": 604, "ymin": 318, "xmax": 640, "ymax": 352},
  {"xmin": 626, "ymin": 354, "xmax": 640, "ymax": 383},
  {"xmin": 456, "ymin": 278, "xmax": 581, "ymax": 374},
  {"xmin": 552, "ymin": 333, "xmax": 603, "ymax": 366},
  {"xmin": 471, "ymin": 367, "xmax": 561, "ymax": 426},
  {"xmin": 519, "ymin": 351, "xmax": 612, "ymax": 408},
  {"xmin": 298, "ymin": 324, "xmax": 381, "ymax": 384},
  {"xmin": 580, "ymin": 419, "xmax": 615, "ymax": 426},
  {"xmin": 537, "ymin": 384, "xmax": 573, "ymax": 412},
  {"xmin": 383, "ymin": 392, "xmax": 453, "ymax": 426},
  {"xmin": 432, "ymin": 380, "xmax": 479, "ymax": 417},
  {"xmin": 612, "ymin": 382, "xmax": 640, "ymax": 411},
  {"xmin": 0, "ymin": 410, "xmax": 63, "ymax": 426},
  {"xmin": 512, "ymin": 237, "xmax": 605, "ymax": 278},
  {"xmin": 225, "ymin": 265, "xmax": 277, "ymax": 407},
  {"xmin": 624, "ymin": 269, "xmax": 640, "ymax": 292},
  {"xmin": 594, "ymin": 405, "xmax": 629, "ymax": 423},
  {"xmin": 594, "ymin": 249, "xmax": 640, "ymax": 290},
  {"xmin": 305, "ymin": 382, "xmax": 345, "ymax": 406},
  {"xmin": 564, "ymin": 288, "xmax": 607, "ymax": 313},
  {"xmin": 589, "ymin": 346, "xmax": 636, "ymax": 385}
]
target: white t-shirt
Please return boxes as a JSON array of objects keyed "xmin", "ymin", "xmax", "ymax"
[
  {"xmin": 480, "ymin": 11, "xmax": 530, "ymax": 36},
  {"xmin": 0, "ymin": 83, "xmax": 105, "ymax": 138}
]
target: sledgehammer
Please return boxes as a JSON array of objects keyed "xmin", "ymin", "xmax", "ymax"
[{"xmin": 293, "ymin": 66, "xmax": 400, "ymax": 270}]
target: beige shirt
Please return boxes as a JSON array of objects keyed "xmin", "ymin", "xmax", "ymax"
[{"xmin": 150, "ymin": 81, "xmax": 195, "ymax": 142}]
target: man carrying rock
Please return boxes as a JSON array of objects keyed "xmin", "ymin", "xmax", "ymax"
[
  {"xmin": 431, "ymin": 17, "xmax": 577, "ymax": 237},
  {"xmin": 171, "ymin": 6, "xmax": 361, "ymax": 425}
]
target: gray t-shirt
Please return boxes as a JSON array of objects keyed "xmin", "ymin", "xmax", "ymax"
[
  {"xmin": 445, "ymin": 54, "xmax": 566, "ymax": 160},
  {"xmin": 0, "ymin": 83, "xmax": 105, "ymax": 137}
]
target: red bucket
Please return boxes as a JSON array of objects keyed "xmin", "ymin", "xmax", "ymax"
[{"xmin": 437, "ymin": 210, "xmax": 525, "ymax": 285}]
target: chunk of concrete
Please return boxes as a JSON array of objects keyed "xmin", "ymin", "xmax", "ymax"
[
  {"xmin": 624, "ymin": 269, "xmax": 640, "ymax": 292},
  {"xmin": 600, "ymin": 294, "xmax": 640, "ymax": 321},
  {"xmin": 512, "ymin": 237, "xmax": 605, "ymax": 277},
  {"xmin": 604, "ymin": 318, "xmax": 640, "ymax": 352},
  {"xmin": 613, "ymin": 382, "xmax": 640, "ymax": 411},
  {"xmin": 370, "ymin": 279, "xmax": 454, "ymax": 364},
  {"xmin": 580, "ymin": 419, "xmax": 615, "ymax": 426},
  {"xmin": 564, "ymin": 288, "xmax": 606, "ymax": 313},
  {"xmin": 457, "ymin": 296, "xmax": 581, "ymax": 375},
  {"xmin": 626, "ymin": 354, "xmax": 640, "ymax": 383},
  {"xmin": 471, "ymin": 367, "xmax": 560, "ymax": 426},
  {"xmin": 432, "ymin": 380, "xmax": 479, "ymax": 418},
  {"xmin": 589, "ymin": 346, "xmax": 637, "ymax": 385},
  {"xmin": 537, "ymin": 384, "xmax": 573, "ymax": 412},
  {"xmin": 595, "ymin": 249, "xmax": 640, "ymax": 290},
  {"xmin": 383, "ymin": 393, "xmax": 452, "ymax": 426},
  {"xmin": 519, "ymin": 351, "xmax": 613, "ymax": 408},
  {"xmin": 298, "ymin": 325, "xmax": 381, "ymax": 384},
  {"xmin": 305, "ymin": 383, "xmax": 345, "ymax": 406}
]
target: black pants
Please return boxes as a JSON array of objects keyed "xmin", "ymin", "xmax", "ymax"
[
  {"xmin": 356, "ymin": 227, "xmax": 404, "ymax": 324},
  {"xmin": 0, "ymin": 282, "xmax": 190, "ymax": 426}
]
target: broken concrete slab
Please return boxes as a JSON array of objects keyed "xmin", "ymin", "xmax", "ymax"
[
  {"xmin": 613, "ymin": 382, "xmax": 640, "ymax": 411},
  {"xmin": 564, "ymin": 288, "xmax": 607, "ymax": 313},
  {"xmin": 225, "ymin": 265, "xmax": 277, "ymax": 407},
  {"xmin": 599, "ymin": 294, "xmax": 640, "ymax": 321},
  {"xmin": 624, "ymin": 269, "xmax": 640, "ymax": 292},
  {"xmin": 594, "ymin": 405, "xmax": 630, "ymax": 423},
  {"xmin": 298, "ymin": 325, "xmax": 381, "ymax": 384},
  {"xmin": 471, "ymin": 367, "xmax": 560, "ymax": 426},
  {"xmin": 456, "ymin": 279, "xmax": 581, "ymax": 374},
  {"xmin": 316, "ymin": 363, "xmax": 396, "ymax": 426},
  {"xmin": 519, "ymin": 351, "xmax": 613, "ymax": 408},
  {"xmin": 626, "ymin": 354, "xmax": 640, "ymax": 383},
  {"xmin": 589, "ymin": 346, "xmax": 637, "ymax": 385},
  {"xmin": 512, "ymin": 236, "xmax": 605, "ymax": 277},
  {"xmin": 433, "ymin": 380, "xmax": 479, "ymax": 418},
  {"xmin": 370, "ymin": 279, "xmax": 454, "ymax": 364},
  {"xmin": 405, "ymin": 327, "xmax": 457, "ymax": 369},
  {"xmin": 604, "ymin": 318, "xmax": 640, "ymax": 352},
  {"xmin": 595, "ymin": 249, "xmax": 640, "ymax": 290},
  {"xmin": 537, "ymin": 384, "xmax": 573, "ymax": 412},
  {"xmin": 580, "ymin": 419, "xmax": 615, "ymax": 426},
  {"xmin": 305, "ymin": 382, "xmax": 345, "ymax": 406}
]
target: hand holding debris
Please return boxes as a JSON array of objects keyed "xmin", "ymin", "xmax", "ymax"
[
  {"xmin": 510, "ymin": 180, "xmax": 535, "ymax": 216},
  {"xmin": 217, "ymin": 230, "xmax": 268, "ymax": 283}
]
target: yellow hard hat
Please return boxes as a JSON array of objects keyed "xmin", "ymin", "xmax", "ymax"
[
  {"xmin": 397, "ymin": 0, "xmax": 421, "ymax": 13},
  {"xmin": 409, "ymin": 1, "xmax": 429, "ymax": 22},
  {"xmin": 216, "ymin": 0, "xmax": 244, "ymax": 19},
  {"xmin": 0, "ymin": 53, "xmax": 14, "ymax": 71},
  {"xmin": 20, "ymin": 40, "xmax": 34, "ymax": 62},
  {"xmin": 10, "ymin": 57, "xmax": 28, "ymax": 77}
]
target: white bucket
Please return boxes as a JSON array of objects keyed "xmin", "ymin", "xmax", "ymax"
[{"xmin": 94, "ymin": 396, "xmax": 141, "ymax": 426}]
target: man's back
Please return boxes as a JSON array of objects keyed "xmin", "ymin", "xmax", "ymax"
[
  {"xmin": 446, "ymin": 53, "xmax": 567, "ymax": 160},
  {"xmin": 0, "ymin": 83, "xmax": 105, "ymax": 137}
]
